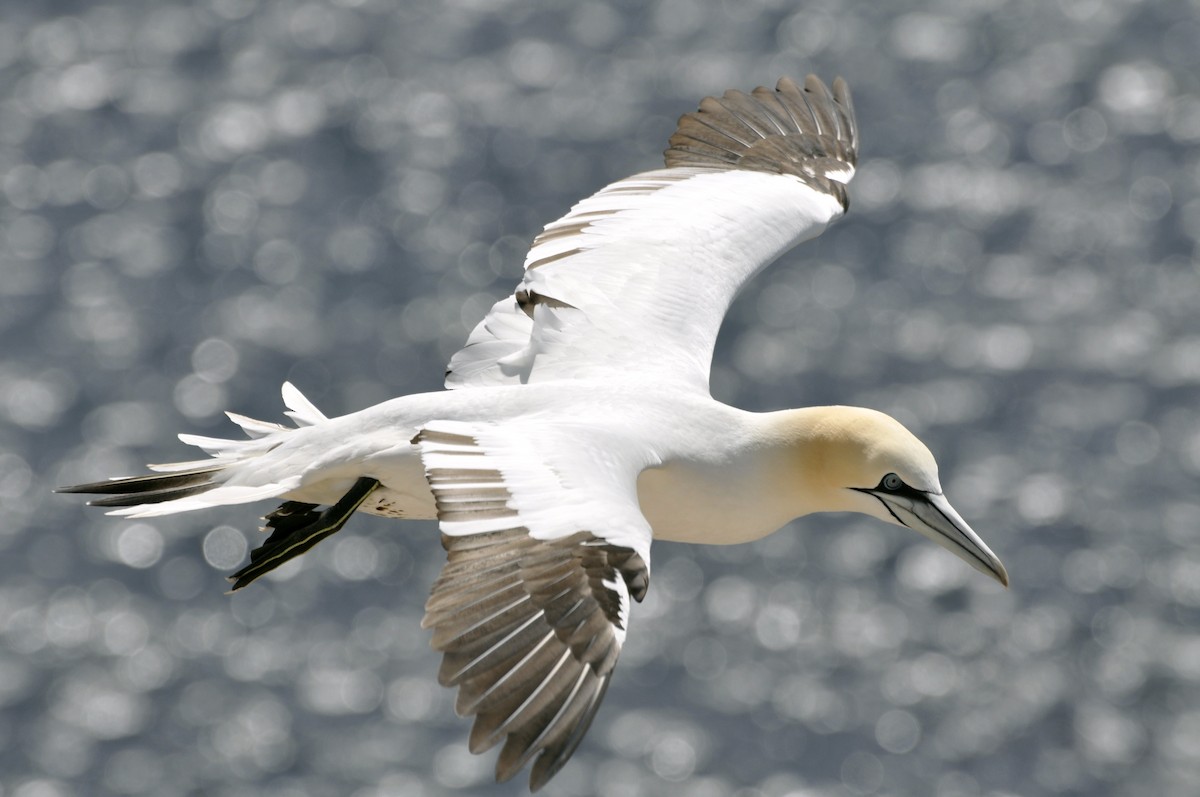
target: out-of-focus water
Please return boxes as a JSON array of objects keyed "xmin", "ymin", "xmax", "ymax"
[{"xmin": 4, "ymin": 1, "xmax": 1199, "ymax": 795}]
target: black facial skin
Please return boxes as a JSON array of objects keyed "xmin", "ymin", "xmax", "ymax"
[{"xmin": 851, "ymin": 472, "xmax": 929, "ymax": 527}]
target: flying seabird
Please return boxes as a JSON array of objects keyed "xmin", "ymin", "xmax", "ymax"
[{"xmin": 60, "ymin": 76, "xmax": 1008, "ymax": 790}]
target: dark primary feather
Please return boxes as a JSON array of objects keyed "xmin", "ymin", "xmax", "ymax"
[
  {"xmin": 422, "ymin": 528, "xmax": 649, "ymax": 791},
  {"xmin": 664, "ymin": 74, "xmax": 858, "ymax": 208}
]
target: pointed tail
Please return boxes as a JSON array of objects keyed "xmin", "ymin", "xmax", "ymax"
[{"xmin": 57, "ymin": 382, "xmax": 325, "ymax": 517}]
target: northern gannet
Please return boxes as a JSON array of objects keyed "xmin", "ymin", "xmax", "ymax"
[{"xmin": 60, "ymin": 76, "xmax": 1008, "ymax": 791}]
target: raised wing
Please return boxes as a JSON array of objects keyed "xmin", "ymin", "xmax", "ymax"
[
  {"xmin": 446, "ymin": 75, "xmax": 857, "ymax": 393},
  {"xmin": 414, "ymin": 420, "xmax": 653, "ymax": 790}
]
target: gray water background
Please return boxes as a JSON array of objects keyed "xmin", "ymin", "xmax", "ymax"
[{"xmin": 3, "ymin": 1, "xmax": 1199, "ymax": 795}]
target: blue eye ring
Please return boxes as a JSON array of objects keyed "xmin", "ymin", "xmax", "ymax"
[{"xmin": 882, "ymin": 473, "xmax": 903, "ymax": 491}]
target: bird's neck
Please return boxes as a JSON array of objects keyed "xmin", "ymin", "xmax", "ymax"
[
  {"xmin": 638, "ymin": 404, "xmax": 873, "ymax": 545},
  {"xmin": 753, "ymin": 406, "xmax": 871, "ymax": 518}
]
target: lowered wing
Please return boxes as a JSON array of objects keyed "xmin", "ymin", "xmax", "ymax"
[{"xmin": 413, "ymin": 419, "xmax": 655, "ymax": 789}]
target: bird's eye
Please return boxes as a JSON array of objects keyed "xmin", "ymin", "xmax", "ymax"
[{"xmin": 882, "ymin": 473, "xmax": 903, "ymax": 491}]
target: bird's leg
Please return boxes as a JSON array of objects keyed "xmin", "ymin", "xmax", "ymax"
[{"xmin": 227, "ymin": 476, "xmax": 381, "ymax": 591}]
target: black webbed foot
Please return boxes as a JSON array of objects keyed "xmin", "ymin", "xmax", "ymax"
[
  {"xmin": 228, "ymin": 477, "xmax": 380, "ymax": 591},
  {"xmin": 258, "ymin": 501, "xmax": 321, "ymax": 551}
]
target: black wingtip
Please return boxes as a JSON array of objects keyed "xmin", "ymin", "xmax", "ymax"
[{"xmin": 664, "ymin": 74, "xmax": 857, "ymax": 187}]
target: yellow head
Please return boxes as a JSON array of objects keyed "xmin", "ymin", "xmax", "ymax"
[{"xmin": 787, "ymin": 406, "xmax": 1008, "ymax": 586}]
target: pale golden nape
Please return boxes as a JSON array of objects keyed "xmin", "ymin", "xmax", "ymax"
[
  {"xmin": 786, "ymin": 406, "xmax": 940, "ymax": 496},
  {"xmin": 776, "ymin": 405, "xmax": 1008, "ymax": 587}
]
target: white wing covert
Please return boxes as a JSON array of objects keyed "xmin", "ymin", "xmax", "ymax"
[
  {"xmin": 446, "ymin": 75, "xmax": 858, "ymax": 393},
  {"xmin": 413, "ymin": 420, "xmax": 654, "ymax": 791}
]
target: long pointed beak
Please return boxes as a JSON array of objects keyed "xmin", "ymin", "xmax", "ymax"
[{"xmin": 878, "ymin": 491, "xmax": 1009, "ymax": 587}]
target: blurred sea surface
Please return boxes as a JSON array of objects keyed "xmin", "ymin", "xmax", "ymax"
[{"xmin": 3, "ymin": 1, "xmax": 1200, "ymax": 795}]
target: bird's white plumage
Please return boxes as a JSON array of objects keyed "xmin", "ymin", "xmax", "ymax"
[
  {"xmin": 281, "ymin": 380, "xmax": 329, "ymax": 426},
  {"xmin": 446, "ymin": 167, "xmax": 845, "ymax": 392},
  {"xmin": 61, "ymin": 76, "xmax": 1008, "ymax": 792},
  {"xmin": 415, "ymin": 418, "xmax": 654, "ymax": 563}
]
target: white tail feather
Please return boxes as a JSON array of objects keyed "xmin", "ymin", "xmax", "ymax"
[
  {"xmin": 226, "ymin": 411, "xmax": 288, "ymax": 438},
  {"xmin": 282, "ymin": 381, "xmax": 328, "ymax": 426},
  {"xmin": 93, "ymin": 383, "xmax": 330, "ymax": 517},
  {"xmin": 146, "ymin": 458, "xmax": 223, "ymax": 473},
  {"xmin": 177, "ymin": 433, "xmax": 265, "ymax": 456}
]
